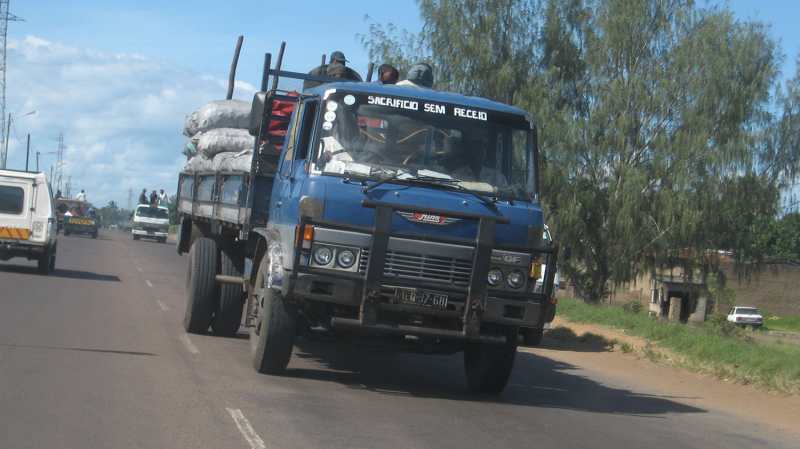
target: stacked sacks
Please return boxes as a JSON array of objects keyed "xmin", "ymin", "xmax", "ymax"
[{"xmin": 182, "ymin": 100, "xmax": 254, "ymax": 172}]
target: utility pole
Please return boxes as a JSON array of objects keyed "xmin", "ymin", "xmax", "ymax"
[
  {"xmin": 64, "ymin": 175, "xmax": 73, "ymax": 198},
  {"xmin": 54, "ymin": 133, "xmax": 64, "ymax": 193},
  {"xmin": 0, "ymin": 0, "xmax": 23, "ymax": 166},
  {"xmin": 127, "ymin": 187, "xmax": 133, "ymax": 210}
]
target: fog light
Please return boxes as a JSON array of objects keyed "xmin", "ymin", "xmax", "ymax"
[
  {"xmin": 507, "ymin": 270, "xmax": 525, "ymax": 289},
  {"xmin": 313, "ymin": 246, "xmax": 333, "ymax": 265},
  {"xmin": 487, "ymin": 268, "xmax": 503, "ymax": 286},
  {"xmin": 337, "ymin": 249, "xmax": 356, "ymax": 268}
]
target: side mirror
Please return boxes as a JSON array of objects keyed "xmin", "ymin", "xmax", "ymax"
[
  {"xmin": 249, "ymin": 92, "xmax": 268, "ymax": 137},
  {"xmin": 562, "ymin": 246, "xmax": 572, "ymax": 262}
]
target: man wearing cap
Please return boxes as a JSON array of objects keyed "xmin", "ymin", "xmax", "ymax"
[
  {"xmin": 397, "ymin": 63, "xmax": 435, "ymax": 89},
  {"xmin": 303, "ymin": 51, "xmax": 363, "ymax": 90}
]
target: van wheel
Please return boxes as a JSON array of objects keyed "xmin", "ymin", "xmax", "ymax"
[
  {"xmin": 521, "ymin": 328, "xmax": 544, "ymax": 346},
  {"xmin": 464, "ymin": 324, "xmax": 518, "ymax": 394},
  {"xmin": 211, "ymin": 239, "xmax": 245, "ymax": 337},
  {"xmin": 49, "ymin": 243, "xmax": 57, "ymax": 271},
  {"xmin": 250, "ymin": 251, "xmax": 297, "ymax": 374},
  {"xmin": 183, "ymin": 238, "xmax": 218, "ymax": 334},
  {"xmin": 37, "ymin": 244, "xmax": 52, "ymax": 275}
]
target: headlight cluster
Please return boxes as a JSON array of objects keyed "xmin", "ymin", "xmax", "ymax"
[
  {"xmin": 486, "ymin": 267, "xmax": 526, "ymax": 289},
  {"xmin": 311, "ymin": 244, "xmax": 359, "ymax": 270}
]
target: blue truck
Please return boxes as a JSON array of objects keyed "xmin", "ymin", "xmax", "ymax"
[{"xmin": 176, "ymin": 51, "xmax": 561, "ymax": 393}]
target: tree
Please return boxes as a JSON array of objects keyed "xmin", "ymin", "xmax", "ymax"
[{"xmin": 360, "ymin": 0, "xmax": 799, "ymax": 303}]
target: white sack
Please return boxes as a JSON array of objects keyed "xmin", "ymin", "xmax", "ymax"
[
  {"xmin": 184, "ymin": 100, "xmax": 251, "ymax": 136},
  {"xmin": 183, "ymin": 154, "xmax": 213, "ymax": 173},
  {"xmin": 196, "ymin": 128, "xmax": 254, "ymax": 158},
  {"xmin": 212, "ymin": 149, "xmax": 253, "ymax": 172}
]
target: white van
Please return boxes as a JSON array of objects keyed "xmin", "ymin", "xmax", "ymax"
[
  {"xmin": 0, "ymin": 169, "xmax": 58, "ymax": 274},
  {"xmin": 132, "ymin": 204, "xmax": 170, "ymax": 243}
]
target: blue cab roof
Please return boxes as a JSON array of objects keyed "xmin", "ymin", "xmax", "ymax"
[{"xmin": 303, "ymin": 81, "xmax": 535, "ymax": 126}]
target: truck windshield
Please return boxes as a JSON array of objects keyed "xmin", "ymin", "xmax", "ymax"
[
  {"xmin": 310, "ymin": 91, "xmax": 536, "ymax": 201},
  {"xmin": 136, "ymin": 206, "xmax": 169, "ymax": 219}
]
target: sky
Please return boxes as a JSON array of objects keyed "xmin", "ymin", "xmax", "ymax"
[{"xmin": 2, "ymin": 0, "xmax": 798, "ymax": 209}]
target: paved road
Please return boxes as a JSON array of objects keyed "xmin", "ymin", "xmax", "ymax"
[{"xmin": 0, "ymin": 230, "xmax": 796, "ymax": 448}]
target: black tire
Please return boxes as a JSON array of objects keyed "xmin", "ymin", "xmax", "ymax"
[
  {"xmin": 211, "ymin": 239, "xmax": 246, "ymax": 337},
  {"xmin": 133, "ymin": 234, "xmax": 140, "ymax": 240},
  {"xmin": 63, "ymin": 230, "xmax": 71, "ymax": 236},
  {"xmin": 250, "ymin": 251, "xmax": 297, "ymax": 374},
  {"xmin": 521, "ymin": 328, "xmax": 544, "ymax": 346},
  {"xmin": 49, "ymin": 242, "xmax": 57, "ymax": 271},
  {"xmin": 91, "ymin": 230, "xmax": 98, "ymax": 239},
  {"xmin": 37, "ymin": 244, "xmax": 52, "ymax": 275},
  {"xmin": 464, "ymin": 324, "xmax": 518, "ymax": 394},
  {"xmin": 183, "ymin": 238, "xmax": 218, "ymax": 334},
  {"xmin": 157, "ymin": 237, "xmax": 167, "ymax": 243}
]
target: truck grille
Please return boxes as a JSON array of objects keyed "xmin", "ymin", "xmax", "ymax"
[{"xmin": 360, "ymin": 249, "xmax": 472, "ymax": 286}]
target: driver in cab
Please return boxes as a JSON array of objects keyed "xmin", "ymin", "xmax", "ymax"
[{"xmin": 450, "ymin": 138, "xmax": 509, "ymax": 187}]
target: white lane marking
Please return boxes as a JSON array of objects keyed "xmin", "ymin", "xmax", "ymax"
[
  {"xmin": 145, "ymin": 280, "xmax": 153, "ymax": 287},
  {"xmin": 180, "ymin": 335, "xmax": 199, "ymax": 354},
  {"xmin": 227, "ymin": 408, "xmax": 266, "ymax": 449},
  {"xmin": 157, "ymin": 299, "xmax": 169, "ymax": 311},
  {"xmin": 137, "ymin": 268, "xmax": 144, "ymax": 272}
]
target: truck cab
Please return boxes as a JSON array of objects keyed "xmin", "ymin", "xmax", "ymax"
[
  {"xmin": 132, "ymin": 204, "xmax": 170, "ymax": 243},
  {"xmin": 178, "ymin": 55, "xmax": 560, "ymax": 394},
  {"xmin": 0, "ymin": 169, "xmax": 58, "ymax": 274}
]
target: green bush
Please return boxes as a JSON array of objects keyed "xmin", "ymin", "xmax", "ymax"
[{"xmin": 621, "ymin": 299, "xmax": 644, "ymax": 314}]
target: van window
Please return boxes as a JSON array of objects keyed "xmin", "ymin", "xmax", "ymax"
[{"xmin": 0, "ymin": 186, "xmax": 24, "ymax": 214}]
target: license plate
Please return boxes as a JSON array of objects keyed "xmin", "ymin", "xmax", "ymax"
[{"xmin": 393, "ymin": 288, "xmax": 448, "ymax": 309}]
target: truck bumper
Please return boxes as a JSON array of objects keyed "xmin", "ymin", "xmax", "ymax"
[
  {"xmin": 0, "ymin": 240, "xmax": 47, "ymax": 260},
  {"xmin": 132, "ymin": 230, "xmax": 168, "ymax": 237}
]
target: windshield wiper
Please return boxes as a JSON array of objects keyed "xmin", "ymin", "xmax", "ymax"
[
  {"xmin": 361, "ymin": 171, "xmax": 402, "ymax": 194},
  {"xmin": 448, "ymin": 183, "xmax": 499, "ymax": 210},
  {"xmin": 361, "ymin": 173, "xmax": 498, "ymax": 210}
]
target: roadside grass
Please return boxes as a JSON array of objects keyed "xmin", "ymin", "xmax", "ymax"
[
  {"xmin": 761, "ymin": 315, "xmax": 800, "ymax": 333},
  {"xmin": 556, "ymin": 299, "xmax": 800, "ymax": 395},
  {"xmin": 168, "ymin": 224, "xmax": 179, "ymax": 235}
]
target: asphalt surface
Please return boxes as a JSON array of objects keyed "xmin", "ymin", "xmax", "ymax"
[{"xmin": 0, "ymin": 230, "xmax": 796, "ymax": 449}]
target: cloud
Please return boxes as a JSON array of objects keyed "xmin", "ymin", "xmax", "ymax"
[{"xmin": 5, "ymin": 35, "xmax": 254, "ymax": 208}]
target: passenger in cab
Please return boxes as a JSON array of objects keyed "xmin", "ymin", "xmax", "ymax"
[{"xmin": 450, "ymin": 138, "xmax": 508, "ymax": 187}]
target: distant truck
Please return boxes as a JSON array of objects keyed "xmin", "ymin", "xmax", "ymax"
[
  {"xmin": 0, "ymin": 169, "xmax": 58, "ymax": 274},
  {"xmin": 63, "ymin": 213, "xmax": 99, "ymax": 238},
  {"xmin": 176, "ymin": 50, "xmax": 562, "ymax": 394},
  {"xmin": 132, "ymin": 203, "xmax": 170, "ymax": 243}
]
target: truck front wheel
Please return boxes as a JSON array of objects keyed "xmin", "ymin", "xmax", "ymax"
[
  {"xmin": 250, "ymin": 252, "xmax": 297, "ymax": 374},
  {"xmin": 211, "ymin": 239, "xmax": 245, "ymax": 337},
  {"xmin": 183, "ymin": 238, "xmax": 218, "ymax": 334},
  {"xmin": 464, "ymin": 324, "xmax": 518, "ymax": 394}
]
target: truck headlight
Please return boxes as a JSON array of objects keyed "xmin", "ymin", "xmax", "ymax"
[
  {"xmin": 337, "ymin": 249, "xmax": 356, "ymax": 268},
  {"xmin": 507, "ymin": 270, "xmax": 525, "ymax": 289},
  {"xmin": 313, "ymin": 246, "xmax": 333, "ymax": 265},
  {"xmin": 487, "ymin": 268, "xmax": 503, "ymax": 286},
  {"xmin": 33, "ymin": 222, "xmax": 44, "ymax": 232}
]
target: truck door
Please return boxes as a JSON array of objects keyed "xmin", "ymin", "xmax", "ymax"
[{"xmin": 273, "ymin": 99, "xmax": 318, "ymax": 224}]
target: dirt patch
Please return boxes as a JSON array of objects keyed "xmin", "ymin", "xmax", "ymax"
[{"xmin": 525, "ymin": 317, "xmax": 800, "ymax": 437}]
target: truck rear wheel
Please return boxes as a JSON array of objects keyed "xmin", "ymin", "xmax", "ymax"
[
  {"xmin": 250, "ymin": 252, "xmax": 297, "ymax": 374},
  {"xmin": 64, "ymin": 230, "xmax": 71, "ymax": 236},
  {"xmin": 464, "ymin": 324, "xmax": 518, "ymax": 394},
  {"xmin": 211, "ymin": 239, "xmax": 245, "ymax": 337},
  {"xmin": 91, "ymin": 230, "xmax": 98, "ymax": 239},
  {"xmin": 37, "ymin": 244, "xmax": 52, "ymax": 275},
  {"xmin": 521, "ymin": 328, "xmax": 544, "ymax": 346},
  {"xmin": 183, "ymin": 237, "xmax": 218, "ymax": 334}
]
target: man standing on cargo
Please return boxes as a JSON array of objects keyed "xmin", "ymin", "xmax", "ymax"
[{"xmin": 303, "ymin": 51, "xmax": 362, "ymax": 90}]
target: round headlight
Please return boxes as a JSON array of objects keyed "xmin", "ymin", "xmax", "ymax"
[
  {"xmin": 33, "ymin": 222, "xmax": 44, "ymax": 232},
  {"xmin": 507, "ymin": 270, "xmax": 525, "ymax": 289},
  {"xmin": 487, "ymin": 268, "xmax": 503, "ymax": 286},
  {"xmin": 337, "ymin": 249, "xmax": 356, "ymax": 268},
  {"xmin": 313, "ymin": 246, "xmax": 333, "ymax": 265}
]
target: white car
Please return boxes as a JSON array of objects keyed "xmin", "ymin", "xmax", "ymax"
[
  {"xmin": 727, "ymin": 307, "xmax": 763, "ymax": 329},
  {"xmin": 0, "ymin": 169, "xmax": 58, "ymax": 274}
]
